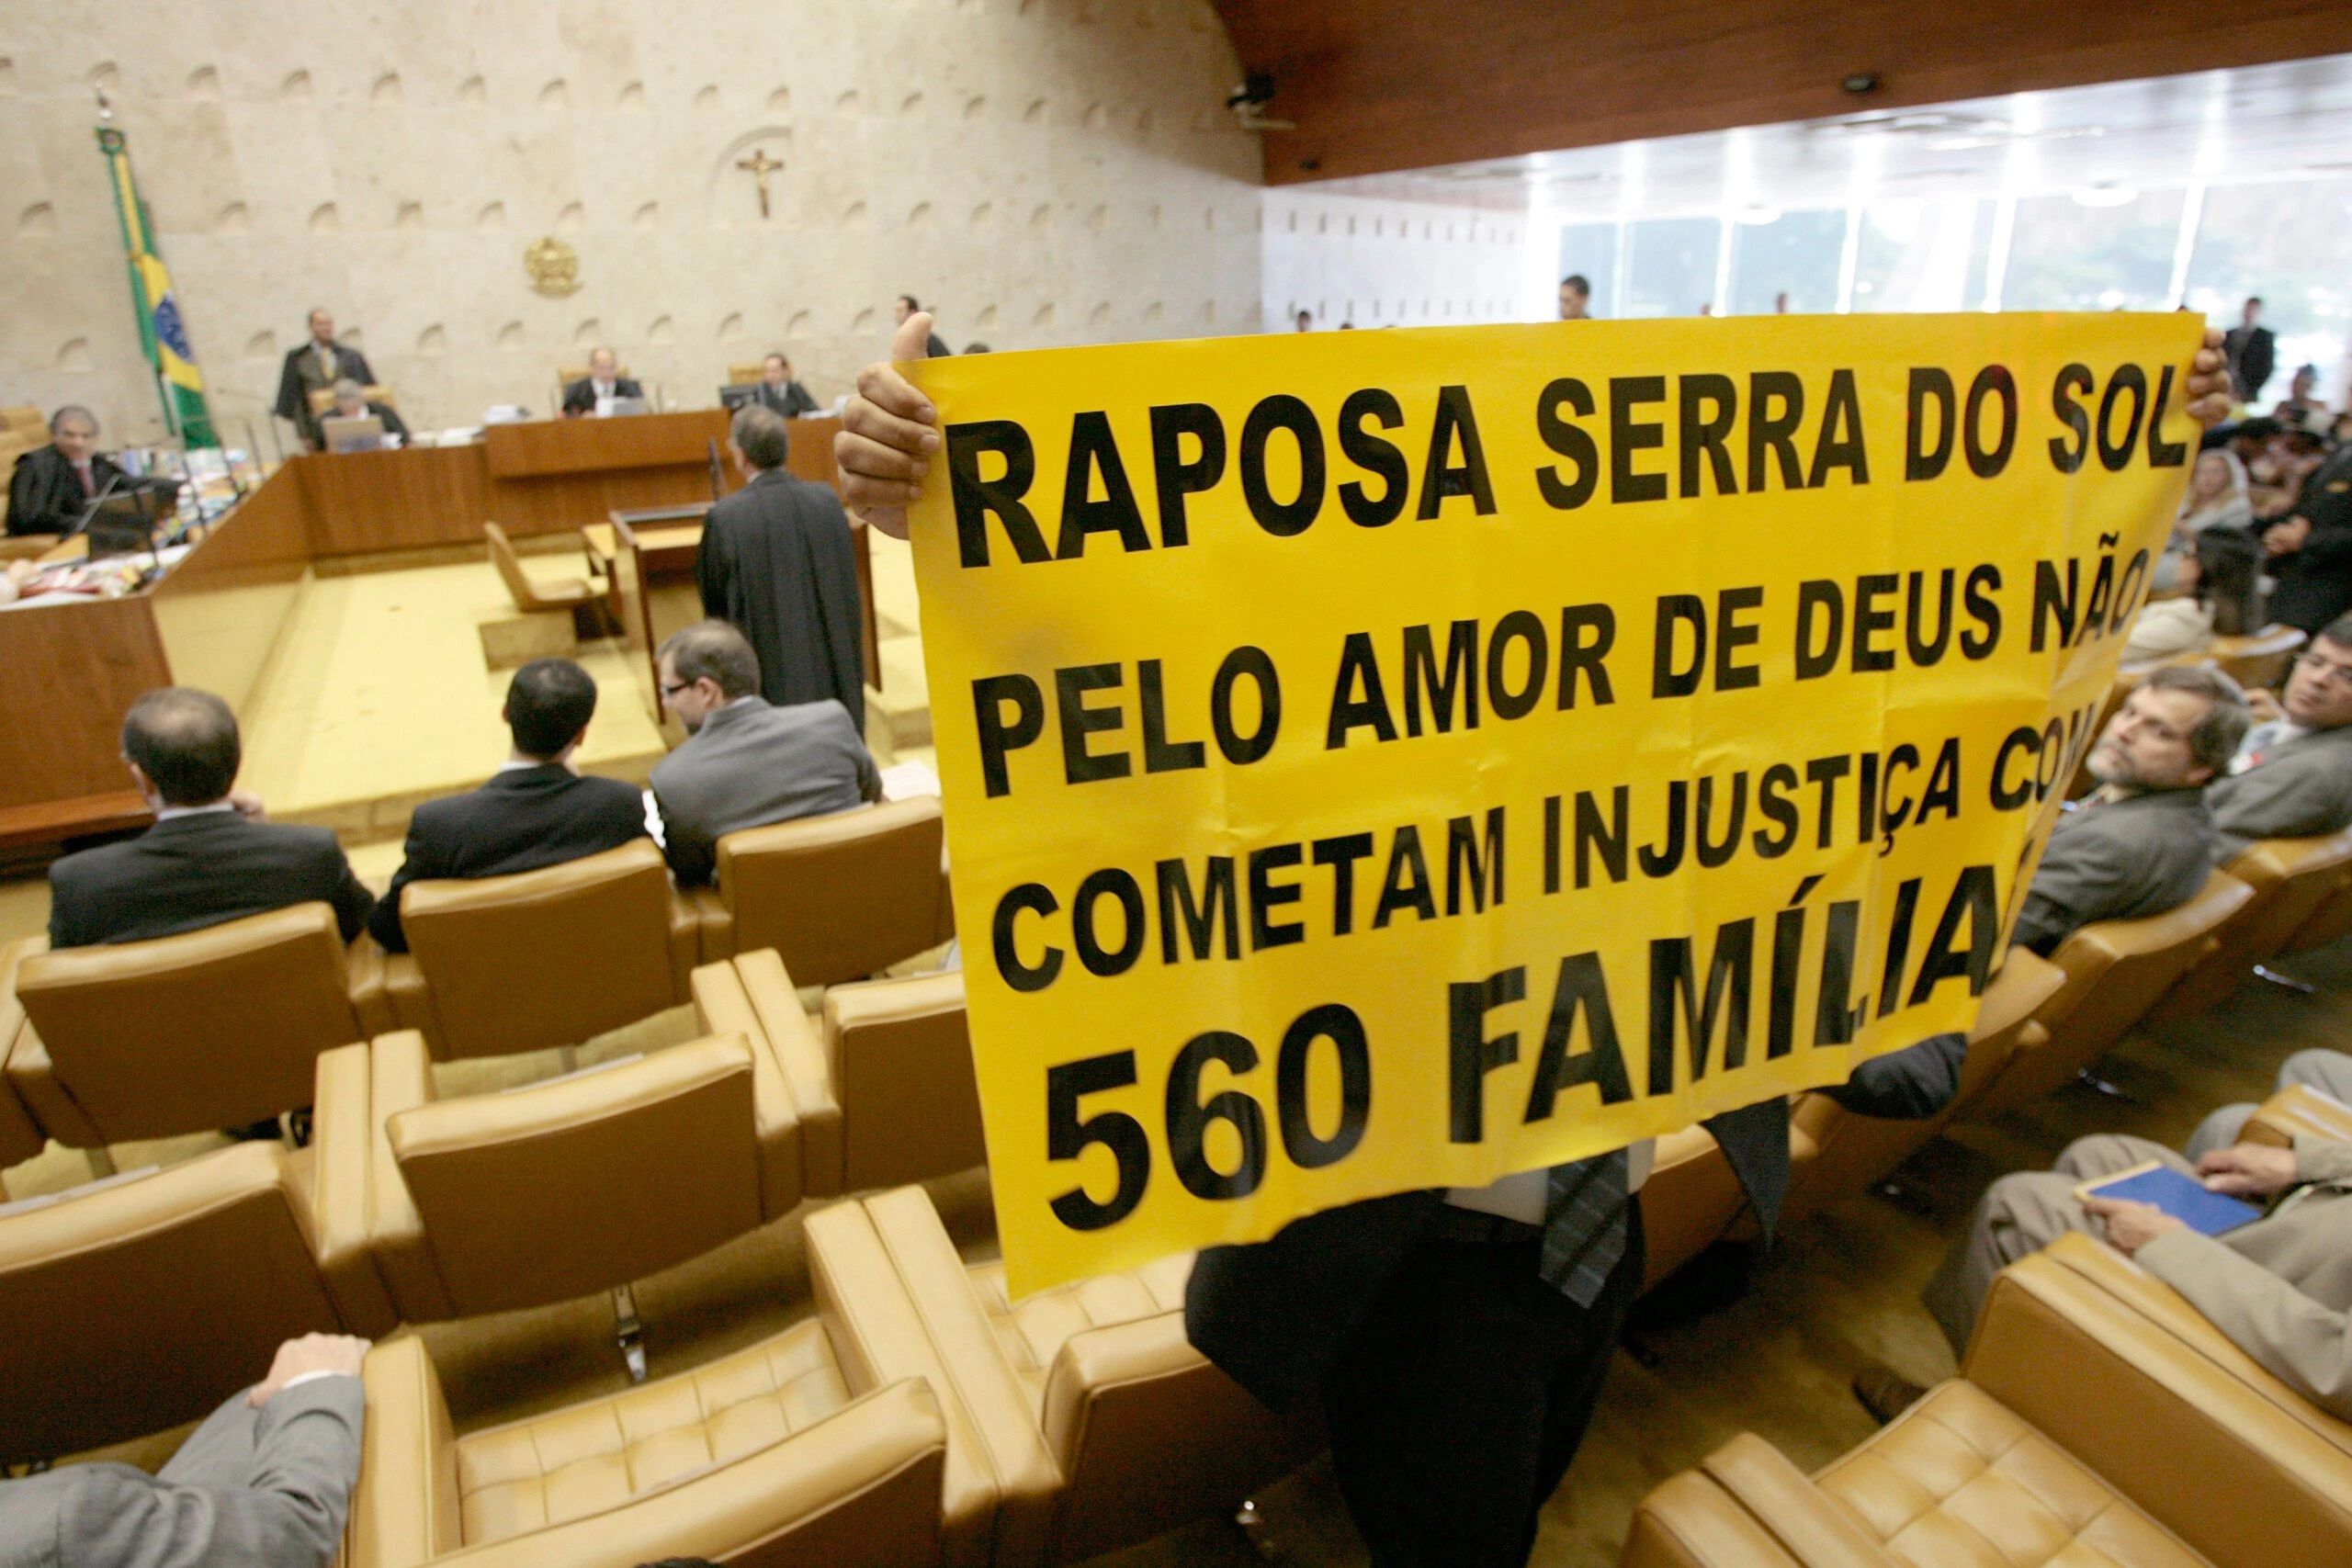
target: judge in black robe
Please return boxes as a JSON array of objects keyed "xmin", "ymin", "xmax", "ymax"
[
  {"xmin": 697, "ymin": 407, "xmax": 866, "ymax": 734},
  {"xmin": 8, "ymin": 408, "xmax": 126, "ymax": 536}
]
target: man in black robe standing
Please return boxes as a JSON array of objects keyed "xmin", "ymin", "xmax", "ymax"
[{"xmin": 697, "ymin": 404, "xmax": 866, "ymax": 735}]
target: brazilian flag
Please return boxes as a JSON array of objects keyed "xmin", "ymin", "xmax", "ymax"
[{"xmin": 96, "ymin": 118, "xmax": 217, "ymax": 448}]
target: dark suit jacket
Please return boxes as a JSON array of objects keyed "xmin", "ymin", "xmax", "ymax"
[
  {"xmin": 749, "ymin": 380, "xmax": 820, "ymax": 418},
  {"xmin": 48, "ymin": 810, "xmax": 374, "ymax": 950},
  {"xmin": 368, "ymin": 764, "xmax": 647, "ymax": 952},
  {"xmin": 560, "ymin": 377, "xmax": 645, "ymax": 416},
  {"xmin": 2224, "ymin": 323, "xmax": 2277, "ymax": 405},
  {"xmin": 273, "ymin": 342, "xmax": 376, "ymax": 449},
  {"xmin": 7, "ymin": 446, "xmax": 128, "ymax": 536},
  {"xmin": 2209, "ymin": 721, "xmax": 2352, "ymax": 859},
  {"xmin": 1186, "ymin": 1096, "xmax": 1792, "ymax": 1411},
  {"xmin": 2011, "ymin": 785, "xmax": 2218, "ymax": 957}
]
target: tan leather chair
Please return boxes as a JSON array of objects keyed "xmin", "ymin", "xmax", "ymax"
[
  {"xmin": 0, "ymin": 939, "xmax": 51, "ymax": 1168},
  {"xmin": 1621, "ymin": 1243, "xmax": 2352, "ymax": 1567},
  {"xmin": 2279, "ymin": 868, "xmax": 2352, "ymax": 960},
  {"xmin": 0, "ymin": 1043, "xmax": 390, "ymax": 1464},
  {"xmin": 4, "ymin": 905, "xmax": 390, "ymax": 1147},
  {"xmin": 2242, "ymin": 1082, "xmax": 2352, "ymax": 1148},
  {"xmin": 2211, "ymin": 624, "xmax": 2309, "ymax": 692},
  {"xmin": 364, "ymin": 1028, "xmax": 800, "ymax": 1324},
  {"xmin": 347, "ymin": 1335, "xmax": 949, "ymax": 1568},
  {"xmin": 379, "ymin": 840, "xmax": 698, "ymax": 1060},
  {"xmin": 729, "ymin": 362, "xmax": 771, "ymax": 385},
  {"xmin": 2144, "ymin": 831, "xmax": 2352, "ymax": 1027},
  {"xmin": 484, "ymin": 520, "xmax": 600, "ymax": 617},
  {"xmin": 1977, "ymin": 869, "xmax": 2254, "ymax": 1111},
  {"xmin": 692, "ymin": 955, "xmax": 984, "ymax": 1199},
  {"xmin": 808, "ymin": 1186, "xmax": 1315, "ymax": 1566},
  {"xmin": 691, "ymin": 797, "xmax": 955, "ymax": 982},
  {"xmin": 1639, "ymin": 1123, "xmax": 1751, "ymax": 1292},
  {"xmin": 1781, "ymin": 949, "xmax": 2067, "ymax": 1224}
]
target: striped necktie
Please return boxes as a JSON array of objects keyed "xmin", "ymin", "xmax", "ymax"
[{"xmin": 1539, "ymin": 1148, "xmax": 1630, "ymax": 1307}]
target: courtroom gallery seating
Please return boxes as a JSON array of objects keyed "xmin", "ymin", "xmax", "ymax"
[
  {"xmin": 2143, "ymin": 830, "xmax": 2352, "ymax": 1025},
  {"xmin": 2243, "ymin": 1080, "xmax": 2352, "ymax": 1146},
  {"xmin": 1621, "ymin": 1243, "xmax": 2352, "ymax": 1567},
  {"xmin": 348, "ymin": 1334, "xmax": 949, "ymax": 1568},
  {"xmin": 0, "ymin": 1122, "xmax": 390, "ymax": 1466},
  {"xmin": 690, "ymin": 796, "xmax": 956, "ymax": 983},
  {"xmin": 1, "ymin": 904, "xmax": 389, "ymax": 1153},
  {"xmin": 375, "ymin": 840, "xmax": 699, "ymax": 1061},
  {"xmin": 483, "ymin": 517, "xmax": 605, "ymax": 643},
  {"xmin": 1974, "ymin": 868, "xmax": 2254, "ymax": 1110}
]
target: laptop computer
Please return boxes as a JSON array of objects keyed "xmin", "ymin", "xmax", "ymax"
[
  {"xmin": 321, "ymin": 414, "xmax": 387, "ymax": 453},
  {"xmin": 718, "ymin": 384, "xmax": 762, "ymax": 412},
  {"xmin": 82, "ymin": 479, "xmax": 184, "ymax": 559},
  {"xmin": 596, "ymin": 395, "xmax": 651, "ymax": 418}
]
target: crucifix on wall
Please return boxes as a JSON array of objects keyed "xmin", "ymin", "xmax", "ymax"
[{"xmin": 736, "ymin": 147, "xmax": 784, "ymax": 219}]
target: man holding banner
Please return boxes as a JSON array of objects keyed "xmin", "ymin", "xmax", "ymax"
[{"xmin": 838, "ymin": 310, "xmax": 2234, "ymax": 1567}]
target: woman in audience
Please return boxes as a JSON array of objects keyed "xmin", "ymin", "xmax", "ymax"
[
  {"xmin": 2274, "ymin": 363, "xmax": 2326, "ymax": 420},
  {"xmin": 2154, "ymin": 447, "xmax": 2254, "ymax": 593},
  {"xmin": 2126, "ymin": 525, "xmax": 2264, "ymax": 665}
]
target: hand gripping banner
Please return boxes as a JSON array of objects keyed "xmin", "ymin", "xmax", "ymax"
[{"xmin": 905, "ymin": 312, "xmax": 2202, "ymax": 1294}]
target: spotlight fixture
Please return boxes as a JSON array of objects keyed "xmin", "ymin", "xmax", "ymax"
[
  {"xmin": 1733, "ymin": 205, "xmax": 1782, "ymax": 226},
  {"xmin": 1225, "ymin": 70, "xmax": 1296, "ymax": 132},
  {"xmin": 1841, "ymin": 72, "xmax": 1882, "ymax": 96},
  {"xmin": 2071, "ymin": 184, "xmax": 2139, "ymax": 208}
]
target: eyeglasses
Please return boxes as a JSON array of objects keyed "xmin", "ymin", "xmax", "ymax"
[
  {"xmin": 2295, "ymin": 650, "xmax": 2352, "ymax": 687},
  {"xmin": 660, "ymin": 681, "xmax": 693, "ymax": 697}
]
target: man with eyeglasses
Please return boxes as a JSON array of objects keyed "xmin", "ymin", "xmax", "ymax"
[{"xmin": 2207, "ymin": 613, "xmax": 2352, "ymax": 861}]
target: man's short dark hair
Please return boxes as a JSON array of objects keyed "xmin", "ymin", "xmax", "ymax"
[
  {"xmin": 731, "ymin": 404, "xmax": 790, "ymax": 470},
  {"xmin": 1561, "ymin": 274, "xmax": 1590, "ymax": 294},
  {"xmin": 2318, "ymin": 613, "xmax": 2352, "ymax": 653},
  {"xmin": 2246, "ymin": 295, "xmax": 2264, "ymax": 308},
  {"xmin": 763, "ymin": 351, "xmax": 788, "ymax": 370},
  {"xmin": 50, "ymin": 404, "xmax": 97, "ymax": 435},
  {"xmin": 2143, "ymin": 663, "xmax": 2251, "ymax": 775},
  {"xmin": 661, "ymin": 620, "xmax": 761, "ymax": 700},
  {"xmin": 898, "ymin": 293, "xmax": 921, "ymax": 311},
  {"xmin": 505, "ymin": 659, "xmax": 598, "ymax": 759},
  {"xmin": 122, "ymin": 688, "xmax": 241, "ymax": 805}
]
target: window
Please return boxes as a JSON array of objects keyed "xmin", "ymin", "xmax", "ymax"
[
  {"xmin": 1729, "ymin": 209, "xmax": 1846, "ymax": 315},
  {"xmin": 1853, "ymin": 198, "xmax": 1996, "ymax": 313},
  {"xmin": 1556, "ymin": 221, "xmax": 1620, "ymax": 318},
  {"xmin": 2004, "ymin": 189, "xmax": 2184, "ymax": 312},
  {"xmin": 1623, "ymin": 217, "xmax": 1721, "ymax": 319}
]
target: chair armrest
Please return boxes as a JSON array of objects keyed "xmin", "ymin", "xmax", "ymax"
[
  {"xmin": 2245, "ymin": 1083, "xmax": 2352, "ymax": 1148},
  {"xmin": 306, "ymin": 1042, "xmax": 395, "ymax": 1337},
  {"xmin": 1972, "ymin": 948, "xmax": 2065, "ymax": 1043},
  {"xmin": 347, "ymin": 1337, "xmax": 462, "ymax": 1568},
  {"xmin": 805, "ymin": 1196, "xmax": 1049, "ymax": 1562},
  {"xmin": 734, "ymin": 950, "xmax": 842, "ymax": 1197},
  {"xmin": 690, "ymin": 886, "xmax": 734, "ymax": 964},
  {"xmin": 366, "ymin": 1031, "xmax": 451, "ymax": 1322},
  {"xmin": 0, "ymin": 939, "xmax": 48, "ymax": 1167},
  {"xmin": 1623, "ymin": 1468, "xmax": 1810, "ymax": 1568},
  {"xmin": 346, "ymin": 933, "xmax": 397, "ymax": 1038},
  {"xmin": 1042, "ymin": 1309, "xmax": 1312, "ymax": 1564},
  {"xmin": 1965, "ymin": 1249, "xmax": 2352, "ymax": 1567},
  {"xmin": 692, "ymin": 960, "xmax": 805, "ymax": 1217},
  {"xmin": 1696, "ymin": 1433, "xmax": 1896, "ymax": 1568},
  {"xmin": 382, "ymin": 953, "xmax": 438, "ymax": 1053},
  {"xmin": 3, "ymin": 1018, "xmax": 101, "ymax": 1150},
  {"xmin": 665, "ymin": 891, "xmax": 700, "ymax": 999}
]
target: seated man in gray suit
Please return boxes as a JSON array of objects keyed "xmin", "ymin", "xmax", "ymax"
[
  {"xmin": 2010, "ymin": 664, "xmax": 2247, "ymax": 956},
  {"xmin": 2206, "ymin": 612, "xmax": 2352, "ymax": 860},
  {"xmin": 649, "ymin": 620, "xmax": 880, "ymax": 887},
  {"xmin": 1905, "ymin": 1123, "xmax": 2352, "ymax": 1423},
  {"xmin": 0, "ymin": 1332, "xmax": 368, "ymax": 1566}
]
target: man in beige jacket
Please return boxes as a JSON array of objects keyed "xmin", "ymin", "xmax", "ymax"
[{"xmin": 1911, "ymin": 1129, "xmax": 2352, "ymax": 1421}]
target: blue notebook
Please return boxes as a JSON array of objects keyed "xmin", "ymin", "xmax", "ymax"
[{"xmin": 2076, "ymin": 1160, "xmax": 2263, "ymax": 1235}]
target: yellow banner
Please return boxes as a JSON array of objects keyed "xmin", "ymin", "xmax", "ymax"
[{"xmin": 907, "ymin": 313, "xmax": 2202, "ymax": 1295}]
